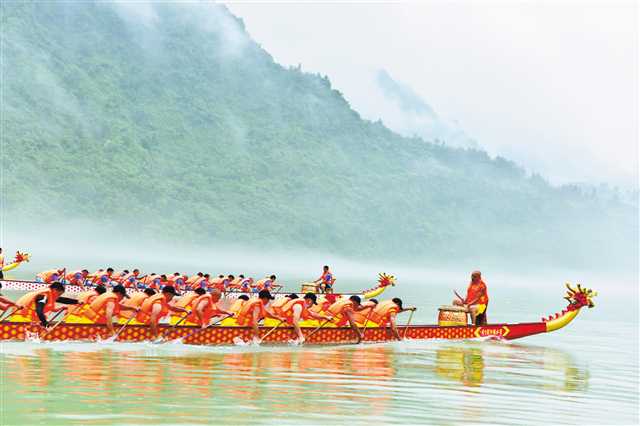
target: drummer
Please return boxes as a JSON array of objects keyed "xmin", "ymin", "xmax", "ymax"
[{"xmin": 453, "ymin": 270, "xmax": 489, "ymax": 325}]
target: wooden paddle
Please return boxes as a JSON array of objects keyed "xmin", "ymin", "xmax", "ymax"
[
  {"xmin": 112, "ymin": 309, "xmax": 140, "ymax": 341},
  {"xmin": 259, "ymin": 319, "xmax": 285, "ymax": 342},
  {"xmin": 39, "ymin": 309, "xmax": 70, "ymax": 339},
  {"xmin": 156, "ymin": 313, "xmax": 190, "ymax": 341},
  {"xmin": 166, "ymin": 314, "xmax": 234, "ymax": 344},
  {"xmin": 402, "ymin": 308, "xmax": 416, "ymax": 339},
  {"xmin": 0, "ymin": 306, "xmax": 19, "ymax": 322},
  {"xmin": 304, "ymin": 318, "xmax": 332, "ymax": 341}
]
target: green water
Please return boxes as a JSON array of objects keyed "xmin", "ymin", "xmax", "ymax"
[{"xmin": 0, "ymin": 274, "xmax": 637, "ymax": 425}]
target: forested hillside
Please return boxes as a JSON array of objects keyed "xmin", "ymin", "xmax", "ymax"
[{"xmin": 1, "ymin": 2, "xmax": 636, "ymax": 269}]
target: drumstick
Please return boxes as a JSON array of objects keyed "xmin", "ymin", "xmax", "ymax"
[{"xmin": 454, "ymin": 290, "xmax": 465, "ymax": 303}]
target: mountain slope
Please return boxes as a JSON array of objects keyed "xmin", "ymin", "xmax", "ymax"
[{"xmin": 1, "ymin": 2, "xmax": 636, "ymax": 269}]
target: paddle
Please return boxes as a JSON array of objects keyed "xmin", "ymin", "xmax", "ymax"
[
  {"xmin": 39, "ymin": 309, "xmax": 70, "ymax": 339},
  {"xmin": 359, "ymin": 309, "xmax": 375, "ymax": 343},
  {"xmin": 304, "ymin": 318, "xmax": 333, "ymax": 341},
  {"xmin": 112, "ymin": 309, "xmax": 140, "ymax": 341},
  {"xmin": 402, "ymin": 308, "xmax": 417, "ymax": 339},
  {"xmin": 155, "ymin": 313, "xmax": 190, "ymax": 341},
  {"xmin": 0, "ymin": 306, "xmax": 20, "ymax": 322},
  {"xmin": 166, "ymin": 313, "xmax": 234, "ymax": 344},
  {"xmin": 259, "ymin": 319, "xmax": 285, "ymax": 342}
]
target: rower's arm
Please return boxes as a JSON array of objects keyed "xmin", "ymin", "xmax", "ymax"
[
  {"xmin": 345, "ymin": 310, "xmax": 363, "ymax": 342},
  {"xmin": 104, "ymin": 302, "xmax": 116, "ymax": 335},
  {"xmin": 149, "ymin": 304, "xmax": 162, "ymax": 336},
  {"xmin": 292, "ymin": 305, "xmax": 304, "ymax": 340},
  {"xmin": 308, "ymin": 309, "xmax": 329, "ymax": 321},
  {"xmin": 389, "ymin": 313, "xmax": 400, "ymax": 340},
  {"xmin": 56, "ymin": 297, "xmax": 79, "ymax": 305},
  {"xmin": 168, "ymin": 305, "xmax": 188, "ymax": 314},
  {"xmin": 195, "ymin": 300, "xmax": 206, "ymax": 326},
  {"xmin": 251, "ymin": 306, "xmax": 261, "ymax": 339}
]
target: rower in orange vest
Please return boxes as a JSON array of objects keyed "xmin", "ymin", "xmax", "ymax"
[
  {"xmin": 186, "ymin": 289, "xmax": 233, "ymax": 328},
  {"xmin": 351, "ymin": 298, "xmax": 379, "ymax": 326},
  {"xmin": 270, "ymin": 294, "xmax": 298, "ymax": 317},
  {"xmin": 185, "ymin": 272, "xmax": 204, "ymax": 289},
  {"xmin": 80, "ymin": 285, "xmax": 136, "ymax": 335},
  {"xmin": 368, "ymin": 298, "xmax": 414, "ymax": 340},
  {"xmin": 11, "ymin": 282, "xmax": 79, "ymax": 326},
  {"xmin": 233, "ymin": 290, "xmax": 286, "ymax": 342},
  {"xmin": 280, "ymin": 293, "xmax": 332, "ymax": 343},
  {"xmin": 36, "ymin": 269, "xmax": 65, "ymax": 284},
  {"xmin": 119, "ymin": 269, "xmax": 141, "ymax": 288},
  {"xmin": 136, "ymin": 286, "xmax": 187, "ymax": 338},
  {"xmin": 63, "ymin": 270, "xmax": 89, "ymax": 286},
  {"xmin": 66, "ymin": 285, "xmax": 108, "ymax": 318},
  {"xmin": 166, "ymin": 273, "xmax": 186, "ymax": 291},
  {"xmin": 118, "ymin": 288, "xmax": 156, "ymax": 322},
  {"xmin": 310, "ymin": 293, "xmax": 337, "ymax": 315},
  {"xmin": 169, "ymin": 290, "xmax": 200, "ymax": 325},
  {"xmin": 91, "ymin": 267, "xmax": 114, "ymax": 286},
  {"xmin": 327, "ymin": 295, "xmax": 367, "ymax": 342}
]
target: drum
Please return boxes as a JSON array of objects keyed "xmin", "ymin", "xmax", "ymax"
[
  {"xmin": 300, "ymin": 283, "xmax": 318, "ymax": 294},
  {"xmin": 438, "ymin": 305, "xmax": 468, "ymax": 326}
]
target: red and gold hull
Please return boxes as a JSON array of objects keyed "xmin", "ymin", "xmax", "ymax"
[{"xmin": 0, "ymin": 320, "xmax": 550, "ymax": 345}]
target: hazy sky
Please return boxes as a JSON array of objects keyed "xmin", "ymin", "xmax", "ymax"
[{"xmin": 226, "ymin": 1, "xmax": 638, "ymax": 188}]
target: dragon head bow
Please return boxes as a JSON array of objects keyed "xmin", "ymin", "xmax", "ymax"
[
  {"xmin": 14, "ymin": 251, "xmax": 30, "ymax": 263},
  {"xmin": 377, "ymin": 273, "xmax": 396, "ymax": 288},
  {"xmin": 564, "ymin": 283, "xmax": 596, "ymax": 310}
]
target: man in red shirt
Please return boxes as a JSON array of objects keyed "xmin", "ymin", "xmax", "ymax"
[{"xmin": 453, "ymin": 270, "xmax": 489, "ymax": 325}]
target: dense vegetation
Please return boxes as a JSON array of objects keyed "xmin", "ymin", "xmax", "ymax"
[{"xmin": 1, "ymin": 2, "xmax": 636, "ymax": 270}]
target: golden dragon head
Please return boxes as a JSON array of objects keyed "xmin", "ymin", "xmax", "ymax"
[
  {"xmin": 564, "ymin": 283, "xmax": 596, "ymax": 311},
  {"xmin": 14, "ymin": 251, "xmax": 30, "ymax": 263},
  {"xmin": 377, "ymin": 273, "xmax": 396, "ymax": 288}
]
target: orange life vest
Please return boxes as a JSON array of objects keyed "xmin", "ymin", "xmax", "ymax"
[
  {"xmin": 15, "ymin": 289, "xmax": 58, "ymax": 320},
  {"xmin": 281, "ymin": 299, "xmax": 313, "ymax": 323},
  {"xmin": 174, "ymin": 293, "xmax": 199, "ymax": 309},
  {"xmin": 136, "ymin": 293, "xmax": 169, "ymax": 324},
  {"xmin": 64, "ymin": 270, "xmax": 85, "ymax": 285},
  {"xmin": 270, "ymin": 297, "xmax": 291, "ymax": 316},
  {"xmin": 120, "ymin": 272, "xmax": 138, "ymax": 288},
  {"xmin": 326, "ymin": 299, "xmax": 354, "ymax": 326},
  {"xmin": 352, "ymin": 304, "xmax": 375, "ymax": 324},
  {"xmin": 187, "ymin": 294, "xmax": 225, "ymax": 326},
  {"xmin": 235, "ymin": 299, "xmax": 266, "ymax": 326},
  {"xmin": 368, "ymin": 300, "xmax": 400, "ymax": 326},
  {"xmin": 82, "ymin": 293, "xmax": 120, "ymax": 323},
  {"xmin": 68, "ymin": 290, "xmax": 99, "ymax": 315},
  {"xmin": 465, "ymin": 280, "xmax": 489, "ymax": 305},
  {"xmin": 37, "ymin": 269, "xmax": 61, "ymax": 283},
  {"xmin": 120, "ymin": 293, "xmax": 149, "ymax": 319},
  {"xmin": 228, "ymin": 299, "xmax": 246, "ymax": 314}
]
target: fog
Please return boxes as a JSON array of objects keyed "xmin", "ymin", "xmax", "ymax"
[{"xmin": 227, "ymin": 1, "xmax": 638, "ymax": 188}]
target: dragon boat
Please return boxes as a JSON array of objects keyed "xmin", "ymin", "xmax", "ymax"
[
  {"xmin": 0, "ymin": 284, "xmax": 595, "ymax": 345},
  {"xmin": 0, "ymin": 273, "xmax": 396, "ymax": 300}
]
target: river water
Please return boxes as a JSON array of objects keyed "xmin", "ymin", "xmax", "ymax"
[{"xmin": 0, "ymin": 273, "xmax": 637, "ymax": 425}]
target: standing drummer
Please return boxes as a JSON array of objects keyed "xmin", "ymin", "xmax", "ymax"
[{"xmin": 453, "ymin": 270, "xmax": 489, "ymax": 325}]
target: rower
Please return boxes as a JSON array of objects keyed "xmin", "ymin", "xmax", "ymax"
[
  {"xmin": 186, "ymin": 289, "xmax": 233, "ymax": 328},
  {"xmin": 185, "ymin": 272, "xmax": 204, "ymax": 289},
  {"xmin": 91, "ymin": 267, "xmax": 114, "ymax": 286},
  {"xmin": 352, "ymin": 298, "xmax": 379, "ymax": 326},
  {"xmin": 136, "ymin": 285, "xmax": 188, "ymax": 338},
  {"xmin": 210, "ymin": 274, "xmax": 225, "ymax": 292},
  {"xmin": 255, "ymin": 275, "xmax": 278, "ymax": 292},
  {"xmin": 11, "ymin": 282, "xmax": 79, "ymax": 326},
  {"xmin": 169, "ymin": 289, "xmax": 201, "ymax": 324},
  {"xmin": 238, "ymin": 275, "xmax": 254, "ymax": 292},
  {"xmin": 80, "ymin": 285, "xmax": 136, "ymax": 335},
  {"xmin": 327, "ymin": 295, "xmax": 367, "ymax": 342},
  {"xmin": 167, "ymin": 273, "xmax": 185, "ymax": 291},
  {"xmin": 281, "ymin": 293, "xmax": 332, "ymax": 343},
  {"xmin": 66, "ymin": 285, "xmax": 107, "ymax": 320},
  {"xmin": 63, "ymin": 269, "xmax": 89, "ymax": 286},
  {"xmin": 233, "ymin": 290, "xmax": 286, "ymax": 342},
  {"xmin": 453, "ymin": 270, "xmax": 489, "ymax": 325},
  {"xmin": 119, "ymin": 288, "xmax": 155, "ymax": 323},
  {"xmin": 35, "ymin": 268, "xmax": 65, "ymax": 284},
  {"xmin": 313, "ymin": 265, "xmax": 336, "ymax": 293},
  {"xmin": 219, "ymin": 294, "xmax": 249, "ymax": 326},
  {"xmin": 120, "ymin": 269, "xmax": 141, "ymax": 288},
  {"xmin": 368, "ymin": 298, "xmax": 413, "ymax": 340}
]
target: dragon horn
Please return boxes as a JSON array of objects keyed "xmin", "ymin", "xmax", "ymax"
[
  {"xmin": 577, "ymin": 283, "xmax": 583, "ymax": 292},
  {"xmin": 565, "ymin": 282, "xmax": 576, "ymax": 294}
]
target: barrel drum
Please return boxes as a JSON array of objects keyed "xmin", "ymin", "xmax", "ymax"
[
  {"xmin": 300, "ymin": 283, "xmax": 318, "ymax": 293},
  {"xmin": 438, "ymin": 305, "xmax": 468, "ymax": 326}
]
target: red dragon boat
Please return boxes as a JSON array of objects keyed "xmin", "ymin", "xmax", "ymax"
[{"xmin": 0, "ymin": 284, "xmax": 595, "ymax": 345}]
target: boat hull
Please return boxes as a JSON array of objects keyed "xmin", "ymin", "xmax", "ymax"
[{"xmin": 0, "ymin": 321, "xmax": 547, "ymax": 345}]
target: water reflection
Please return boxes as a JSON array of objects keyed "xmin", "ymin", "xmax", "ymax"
[{"xmin": 0, "ymin": 342, "xmax": 591, "ymax": 425}]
